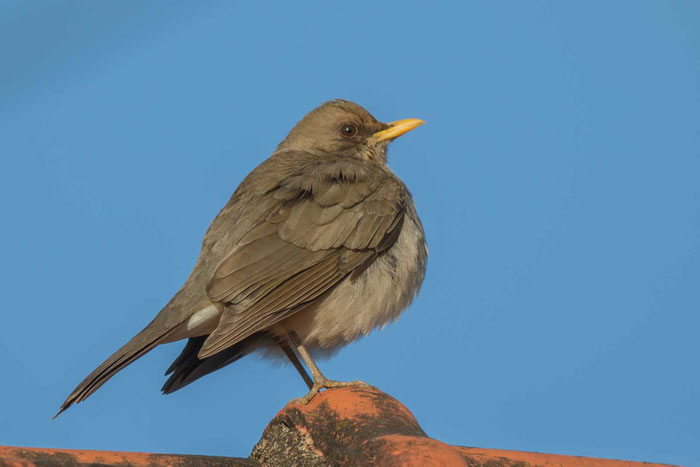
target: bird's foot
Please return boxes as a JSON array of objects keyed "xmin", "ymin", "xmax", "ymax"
[
  {"xmin": 324, "ymin": 379, "xmax": 369, "ymax": 390},
  {"xmin": 288, "ymin": 378, "xmax": 370, "ymax": 405}
]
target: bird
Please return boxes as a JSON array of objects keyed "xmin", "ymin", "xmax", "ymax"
[{"xmin": 55, "ymin": 99, "xmax": 427, "ymax": 417}]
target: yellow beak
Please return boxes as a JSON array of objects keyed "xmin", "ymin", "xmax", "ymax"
[{"xmin": 371, "ymin": 118, "xmax": 426, "ymax": 142}]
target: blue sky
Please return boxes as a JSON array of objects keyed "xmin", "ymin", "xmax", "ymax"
[{"xmin": 1, "ymin": 1, "xmax": 699, "ymax": 465}]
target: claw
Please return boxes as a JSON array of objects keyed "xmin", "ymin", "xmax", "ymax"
[
  {"xmin": 284, "ymin": 331, "xmax": 370, "ymax": 405},
  {"xmin": 288, "ymin": 379, "xmax": 370, "ymax": 405}
]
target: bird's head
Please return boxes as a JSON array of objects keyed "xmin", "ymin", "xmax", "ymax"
[{"xmin": 277, "ymin": 99, "xmax": 424, "ymax": 165}]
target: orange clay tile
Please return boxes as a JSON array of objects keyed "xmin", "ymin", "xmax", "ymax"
[{"xmin": 2, "ymin": 386, "xmax": 675, "ymax": 466}]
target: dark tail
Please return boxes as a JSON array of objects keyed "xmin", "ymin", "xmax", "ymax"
[
  {"xmin": 161, "ymin": 333, "xmax": 262, "ymax": 394},
  {"xmin": 54, "ymin": 321, "xmax": 176, "ymax": 419}
]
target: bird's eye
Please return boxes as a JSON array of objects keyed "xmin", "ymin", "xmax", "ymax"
[{"xmin": 340, "ymin": 123, "xmax": 358, "ymax": 138}]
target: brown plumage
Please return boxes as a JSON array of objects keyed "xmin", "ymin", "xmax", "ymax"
[{"xmin": 55, "ymin": 100, "xmax": 427, "ymax": 416}]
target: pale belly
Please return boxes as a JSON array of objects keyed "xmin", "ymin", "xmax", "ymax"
[{"xmin": 278, "ymin": 214, "xmax": 427, "ymax": 353}]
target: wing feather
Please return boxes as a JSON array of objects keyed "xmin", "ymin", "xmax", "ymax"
[{"xmin": 198, "ymin": 160, "xmax": 407, "ymax": 359}]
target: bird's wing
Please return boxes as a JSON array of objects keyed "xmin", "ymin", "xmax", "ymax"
[{"xmin": 198, "ymin": 163, "xmax": 405, "ymax": 358}]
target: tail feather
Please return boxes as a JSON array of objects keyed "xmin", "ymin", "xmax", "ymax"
[
  {"xmin": 165, "ymin": 335, "xmax": 206, "ymax": 376},
  {"xmin": 161, "ymin": 333, "xmax": 262, "ymax": 394},
  {"xmin": 54, "ymin": 323, "xmax": 176, "ymax": 419}
]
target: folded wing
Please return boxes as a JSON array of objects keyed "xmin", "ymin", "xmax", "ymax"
[{"xmin": 198, "ymin": 162, "xmax": 405, "ymax": 359}]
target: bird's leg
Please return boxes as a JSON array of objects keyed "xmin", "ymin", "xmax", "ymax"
[
  {"xmin": 287, "ymin": 331, "xmax": 369, "ymax": 405},
  {"xmin": 273, "ymin": 335, "xmax": 313, "ymax": 390}
]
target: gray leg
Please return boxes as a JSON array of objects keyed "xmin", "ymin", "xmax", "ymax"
[
  {"xmin": 273, "ymin": 335, "xmax": 313, "ymax": 390},
  {"xmin": 287, "ymin": 331, "xmax": 368, "ymax": 405}
]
